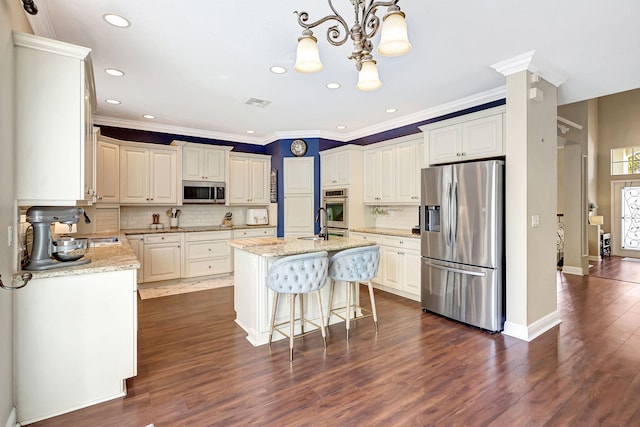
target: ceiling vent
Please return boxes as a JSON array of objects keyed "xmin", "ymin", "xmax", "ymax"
[{"xmin": 245, "ymin": 98, "xmax": 271, "ymax": 108}]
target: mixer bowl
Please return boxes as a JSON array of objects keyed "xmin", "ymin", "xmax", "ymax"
[{"xmin": 52, "ymin": 237, "xmax": 90, "ymax": 262}]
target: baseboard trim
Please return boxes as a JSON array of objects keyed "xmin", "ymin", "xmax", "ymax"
[
  {"xmin": 562, "ymin": 265, "xmax": 584, "ymax": 276},
  {"xmin": 4, "ymin": 407, "xmax": 18, "ymax": 427},
  {"xmin": 502, "ymin": 310, "xmax": 562, "ymax": 342}
]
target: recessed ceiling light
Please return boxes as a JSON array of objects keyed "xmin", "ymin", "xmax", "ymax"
[
  {"xmin": 270, "ymin": 66, "xmax": 287, "ymax": 74},
  {"xmin": 103, "ymin": 14, "xmax": 130, "ymax": 28},
  {"xmin": 105, "ymin": 99, "xmax": 121, "ymax": 105},
  {"xmin": 326, "ymin": 83, "xmax": 341, "ymax": 89},
  {"xmin": 142, "ymin": 114, "xmax": 155, "ymax": 119},
  {"xmin": 336, "ymin": 125, "xmax": 347, "ymax": 130},
  {"xmin": 386, "ymin": 108, "xmax": 398, "ymax": 113},
  {"xmin": 246, "ymin": 130, "xmax": 255, "ymax": 134},
  {"xmin": 105, "ymin": 68, "xmax": 124, "ymax": 77}
]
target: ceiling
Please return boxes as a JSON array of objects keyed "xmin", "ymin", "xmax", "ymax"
[{"xmin": 22, "ymin": 0, "xmax": 640, "ymax": 145}]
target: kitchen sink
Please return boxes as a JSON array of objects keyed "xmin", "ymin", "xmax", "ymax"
[
  {"xmin": 297, "ymin": 236, "xmax": 326, "ymax": 241},
  {"xmin": 89, "ymin": 236, "xmax": 121, "ymax": 245}
]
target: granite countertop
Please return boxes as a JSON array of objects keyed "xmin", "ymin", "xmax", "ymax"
[
  {"xmin": 121, "ymin": 224, "xmax": 276, "ymax": 235},
  {"xmin": 228, "ymin": 236, "xmax": 374, "ymax": 258},
  {"xmin": 11, "ymin": 231, "xmax": 140, "ymax": 286},
  {"xmin": 350, "ymin": 227, "xmax": 419, "ymax": 239}
]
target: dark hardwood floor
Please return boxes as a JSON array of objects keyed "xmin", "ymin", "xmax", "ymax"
[{"xmin": 31, "ymin": 256, "xmax": 640, "ymax": 426}]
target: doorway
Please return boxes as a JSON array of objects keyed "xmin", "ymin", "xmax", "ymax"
[{"xmin": 611, "ymin": 180, "xmax": 640, "ymax": 258}]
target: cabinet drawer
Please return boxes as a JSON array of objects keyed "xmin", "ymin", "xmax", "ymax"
[
  {"xmin": 186, "ymin": 258, "xmax": 232, "ymax": 277},
  {"xmin": 185, "ymin": 231, "xmax": 232, "ymax": 242},
  {"xmin": 234, "ymin": 228, "xmax": 275, "ymax": 238},
  {"xmin": 383, "ymin": 236, "xmax": 420, "ymax": 251},
  {"xmin": 144, "ymin": 233, "xmax": 181, "ymax": 244},
  {"xmin": 186, "ymin": 240, "xmax": 230, "ymax": 259},
  {"xmin": 351, "ymin": 232, "xmax": 384, "ymax": 244}
]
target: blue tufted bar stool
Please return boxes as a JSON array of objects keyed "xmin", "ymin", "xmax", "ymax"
[
  {"xmin": 327, "ymin": 245, "xmax": 380, "ymax": 339},
  {"xmin": 266, "ymin": 251, "xmax": 329, "ymax": 362}
]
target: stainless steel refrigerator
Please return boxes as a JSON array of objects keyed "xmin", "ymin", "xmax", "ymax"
[{"xmin": 420, "ymin": 159, "xmax": 505, "ymax": 332}]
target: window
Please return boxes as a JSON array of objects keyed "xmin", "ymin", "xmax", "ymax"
[{"xmin": 611, "ymin": 146, "xmax": 640, "ymax": 175}]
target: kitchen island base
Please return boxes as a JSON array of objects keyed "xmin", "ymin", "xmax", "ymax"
[{"xmin": 230, "ymin": 237, "xmax": 375, "ymax": 347}]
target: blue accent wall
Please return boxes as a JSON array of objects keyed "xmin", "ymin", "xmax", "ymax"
[{"xmin": 101, "ymin": 99, "xmax": 505, "ymax": 237}]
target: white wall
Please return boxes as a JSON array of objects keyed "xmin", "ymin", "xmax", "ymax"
[{"xmin": 1, "ymin": 4, "xmax": 32, "ymax": 425}]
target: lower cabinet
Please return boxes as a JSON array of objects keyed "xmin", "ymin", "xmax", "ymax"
[
  {"xmin": 351, "ymin": 232, "xmax": 420, "ymax": 301},
  {"xmin": 184, "ymin": 231, "xmax": 233, "ymax": 278},
  {"xmin": 233, "ymin": 227, "xmax": 277, "ymax": 239},
  {"xmin": 143, "ymin": 233, "xmax": 182, "ymax": 282},
  {"xmin": 127, "ymin": 234, "xmax": 145, "ymax": 284},
  {"xmin": 14, "ymin": 269, "xmax": 137, "ymax": 424}
]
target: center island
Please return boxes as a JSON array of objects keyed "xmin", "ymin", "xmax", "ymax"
[{"xmin": 228, "ymin": 236, "xmax": 375, "ymax": 346}]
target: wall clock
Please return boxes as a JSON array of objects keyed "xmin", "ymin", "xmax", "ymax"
[{"xmin": 290, "ymin": 139, "xmax": 308, "ymax": 157}]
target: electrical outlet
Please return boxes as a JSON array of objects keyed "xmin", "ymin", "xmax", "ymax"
[
  {"xmin": 531, "ymin": 215, "xmax": 540, "ymax": 228},
  {"xmin": 8, "ymin": 225, "xmax": 13, "ymax": 247}
]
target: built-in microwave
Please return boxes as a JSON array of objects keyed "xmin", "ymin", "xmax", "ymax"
[
  {"xmin": 183, "ymin": 181, "xmax": 225, "ymax": 204},
  {"xmin": 323, "ymin": 188, "xmax": 348, "ymax": 229}
]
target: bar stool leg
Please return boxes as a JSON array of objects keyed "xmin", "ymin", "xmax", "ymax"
[
  {"xmin": 367, "ymin": 280, "xmax": 378, "ymax": 331},
  {"xmin": 326, "ymin": 279, "xmax": 335, "ymax": 327},
  {"xmin": 269, "ymin": 291, "xmax": 279, "ymax": 346},
  {"xmin": 315, "ymin": 290, "xmax": 327, "ymax": 348},
  {"xmin": 289, "ymin": 294, "xmax": 296, "ymax": 362},
  {"xmin": 299, "ymin": 293, "xmax": 304, "ymax": 335},
  {"xmin": 345, "ymin": 280, "xmax": 352, "ymax": 340}
]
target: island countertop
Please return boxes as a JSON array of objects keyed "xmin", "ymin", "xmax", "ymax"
[{"xmin": 228, "ymin": 236, "xmax": 374, "ymax": 257}]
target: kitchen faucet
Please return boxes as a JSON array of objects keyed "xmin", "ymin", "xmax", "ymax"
[{"xmin": 315, "ymin": 207, "xmax": 329, "ymax": 240}]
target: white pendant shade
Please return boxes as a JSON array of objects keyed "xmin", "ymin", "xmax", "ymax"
[
  {"xmin": 357, "ymin": 61, "xmax": 382, "ymax": 91},
  {"xmin": 294, "ymin": 35, "xmax": 323, "ymax": 73},
  {"xmin": 377, "ymin": 12, "xmax": 411, "ymax": 57}
]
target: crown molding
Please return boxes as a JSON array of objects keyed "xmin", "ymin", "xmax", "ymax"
[
  {"xmin": 491, "ymin": 50, "xmax": 567, "ymax": 87},
  {"xmin": 93, "ymin": 115, "xmax": 269, "ymax": 145},
  {"xmin": 95, "ymin": 86, "xmax": 507, "ymax": 146},
  {"xmin": 22, "ymin": 0, "xmax": 57, "ymax": 39},
  {"xmin": 13, "ymin": 31, "xmax": 90, "ymax": 60}
]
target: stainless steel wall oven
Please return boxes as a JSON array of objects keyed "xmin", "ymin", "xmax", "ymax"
[{"xmin": 322, "ymin": 188, "xmax": 349, "ymax": 230}]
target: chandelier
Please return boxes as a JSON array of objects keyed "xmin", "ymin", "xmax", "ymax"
[{"xmin": 293, "ymin": 0, "xmax": 411, "ymax": 91}]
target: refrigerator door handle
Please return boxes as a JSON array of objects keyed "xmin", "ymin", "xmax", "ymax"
[
  {"xmin": 452, "ymin": 181, "xmax": 458, "ymax": 247},
  {"xmin": 423, "ymin": 260, "xmax": 487, "ymax": 277},
  {"xmin": 445, "ymin": 182, "xmax": 452, "ymax": 246}
]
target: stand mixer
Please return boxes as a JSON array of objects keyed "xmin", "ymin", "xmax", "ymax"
[{"xmin": 23, "ymin": 206, "xmax": 92, "ymax": 271}]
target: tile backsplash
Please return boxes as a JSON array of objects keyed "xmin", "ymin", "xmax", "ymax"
[
  {"xmin": 365, "ymin": 205, "xmax": 419, "ymax": 230},
  {"xmin": 120, "ymin": 205, "xmax": 259, "ymax": 229}
]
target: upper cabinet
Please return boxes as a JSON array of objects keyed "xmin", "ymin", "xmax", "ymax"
[
  {"xmin": 96, "ymin": 137, "xmax": 120, "ymax": 204},
  {"xmin": 14, "ymin": 32, "xmax": 97, "ymax": 206},
  {"xmin": 119, "ymin": 142, "xmax": 177, "ymax": 205},
  {"xmin": 364, "ymin": 145, "xmax": 396, "ymax": 204},
  {"xmin": 363, "ymin": 135, "xmax": 423, "ymax": 205},
  {"xmin": 320, "ymin": 146, "xmax": 363, "ymax": 188},
  {"xmin": 420, "ymin": 107, "xmax": 505, "ymax": 166},
  {"xmin": 228, "ymin": 153, "xmax": 271, "ymax": 205},
  {"xmin": 171, "ymin": 141, "xmax": 231, "ymax": 182}
]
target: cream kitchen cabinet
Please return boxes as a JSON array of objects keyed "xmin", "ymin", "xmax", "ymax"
[
  {"xmin": 351, "ymin": 232, "xmax": 420, "ymax": 301},
  {"xmin": 363, "ymin": 145, "xmax": 396, "ymax": 204},
  {"xmin": 183, "ymin": 231, "xmax": 232, "ymax": 278},
  {"xmin": 96, "ymin": 139, "xmax": 120, "ymax": 203},
  {"xmin": 143, "ymin": 233, "xmax": 182, "ymax": 282},
  {"xmin": 381, "ymin": 236, "xmax": 420, "ymax": 301},
  {"xmin": 228, "ymin": 153, "xmax": 271, "ymax": 205},
  {"xmin": 14, "ymin": 32, "xmax": 97, "ymax": 206},
  {"xmin": 321, "ymin": 147, "xmax": 367, "ymax": 188},
  {"xmin": 233, "ymin": 227, "xmax": 276, "ymax": 238},
  {"xmin": 13, "ymin": 269, "xmax": 137, "ymax": 424},
  {"xmin": 127, "ymin": 235, "xmax": 145, "ymax": 284},
  {"xmin": 395, "ymin": 138, "xmax": 423, "ymax": 204},
  {"xmin": 421, "ymin": 108, "xmax": 505, "ymax": 165},
  {"xmin": 178, "ymin": 143, "xmax": 230, "ymax": 182},
  {"xmin": 119, "ymin": 144, "xmax": 177, "ymax": 205}
]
